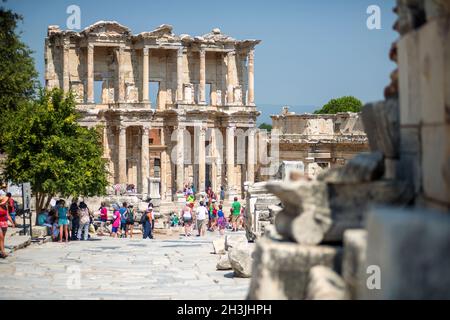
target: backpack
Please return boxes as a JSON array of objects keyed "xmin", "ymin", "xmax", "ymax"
[
  {"xmin": 139, "ymin": 212, "xmax": 147, "ymax": 225},
  {"xmin": 126, "ymin": 208, "xmax": 134, "ymax": 223}
]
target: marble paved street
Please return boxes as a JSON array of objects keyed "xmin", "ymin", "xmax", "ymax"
[{"xmin": 0, "ymin": 231, "xmax": 250, "ymax": 300}]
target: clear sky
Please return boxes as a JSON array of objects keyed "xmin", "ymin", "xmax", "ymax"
[{"xmin": 5, "ymin": 0, "xmax": 398, "ymax": 123}]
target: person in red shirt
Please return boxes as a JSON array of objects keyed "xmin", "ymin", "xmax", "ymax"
[{"xmin": 0, "ymin": 196, "xmax": 15, "ymax": 258}]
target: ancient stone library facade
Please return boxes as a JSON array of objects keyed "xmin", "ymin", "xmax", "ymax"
[{"xmin": 44, "ymin": 21, "xmax": 260, "ymax": 200}]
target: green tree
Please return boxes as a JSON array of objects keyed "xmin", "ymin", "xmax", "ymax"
[
  {"xmin": 258, "ymin": 123, "xmax": 272, "ymax": 132},
  {"xmin": 314, "ymin": 96, "xmax": 363, "ymax": 114},
  {"xmin": 0, "ymin": 7, "xmax": 38, "ymax": 111},
  {"xmin": 2, "ymin": 89, "xmax": 109, "ymax": 214}
]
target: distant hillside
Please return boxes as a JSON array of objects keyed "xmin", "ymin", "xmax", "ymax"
[{"xmin": 256, "ymin": 104, "xmax": 317, "ymax": 125}]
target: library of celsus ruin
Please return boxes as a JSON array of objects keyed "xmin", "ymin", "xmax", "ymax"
[{"xmin": 44, "ymin": 21, "xmax": 261, "ymax": 202}]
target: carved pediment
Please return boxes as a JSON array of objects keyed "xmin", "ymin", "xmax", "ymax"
[
  {"xmin": 135, "ymin": 24, "xmax": 175, "ymax": 40},
  {"xmin": 82, "ymin": 21, "xmax": 131, "ymax": 36},
  {"xmin": 201, "ymin": 28, "xmax": 236, "ymax": 43}
]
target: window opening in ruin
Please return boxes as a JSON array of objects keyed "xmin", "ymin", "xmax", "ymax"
[
  {"xmin": 94, "ymin": 80, "xmax": 103, "ymax": 104},
  {"xmin": 154, "ymin": 158, "xmax": 161, "ymax": 178},
  {"xmin": 149, "ymin": 81, "xmax": 159, "ymax": 107},
  {"xmin": 205, "ymin": 83, "xmax": 212, "ymax": 105}
]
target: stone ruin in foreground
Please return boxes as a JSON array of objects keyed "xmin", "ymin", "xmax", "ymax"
[{"xmin": 244, "ymin": 0, "xmax": 450, "ymax": 300}]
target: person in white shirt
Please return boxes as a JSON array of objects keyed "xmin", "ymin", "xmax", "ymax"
[{"xmin": 195, "ymin": 201, "xmax": 208, "ymax": 237}]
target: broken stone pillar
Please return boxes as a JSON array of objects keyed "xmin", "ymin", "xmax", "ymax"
[
  {"xmin": 247, "ymin": 237, "xmax": 341, "ymax": 300},
  {"xmin": 244, "ymin": 182, "xmax": 280, "ymax": 241},
  {"xmin": 362, "ymin": 206, "xmax": 450, "ymax": 299}
]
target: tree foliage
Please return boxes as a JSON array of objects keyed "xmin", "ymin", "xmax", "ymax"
[
  {"xmin": 258, "ymin": 123, "xmax": 273, "ymax": 132},
  {"xmin": 2, "ymin": 89, "xmax": 109, "ymax": 213},
  {"xmin": 0, "ymin": 7, "xmax": 38, "ymax": 112},
  {"xmin": 314, "ymin": 96, "xmax": 363, "ymax": 114}
]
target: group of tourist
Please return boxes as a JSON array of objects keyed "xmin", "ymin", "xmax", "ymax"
[
  {"xmin": 37, "ymin": 199, "xmax": 95, "ymax": 242},
  {"xmin": 179, "ymin": 184, "xmax": 245, "ymax": 237},
  {"xmin": 37, "ymin": 200, "xmax": 157, "ymax": 241}
]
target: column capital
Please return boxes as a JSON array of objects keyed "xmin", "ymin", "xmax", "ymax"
[
  {"xmin": 199, "ymin": 48, "xmax": 206, "ymax": 57},
  {"xmin": 143, "ymin": 47, "xmax": 149, "ymax": 56},
  {"xmin": 177, "ymin": 47, "xmax": 184, "ymax": 57},
  {"xmin": 142, "ymin": 126, "xmax": 150, "ymax": 135},
  {"xmin": 87, "ymin": 43, "xmax": 94, "ymax": 50},
  {"xmin": 119, "ymin": 125, "xmax": 127, "ymax": 133}
]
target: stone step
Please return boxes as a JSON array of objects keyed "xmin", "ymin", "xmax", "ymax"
[{"xmin": 5, "ymin": 235, "xmax": 32, "ymax": 254}]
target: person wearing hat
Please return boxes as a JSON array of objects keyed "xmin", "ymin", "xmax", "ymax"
[{"xmin": 0, "ymin": 195, "xmax": 15, "ymax": 258}]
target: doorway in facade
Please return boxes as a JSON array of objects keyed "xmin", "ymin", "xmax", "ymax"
[{"xmin": 205, "ymin": 164, "xmax": 212, "ymax": 191}]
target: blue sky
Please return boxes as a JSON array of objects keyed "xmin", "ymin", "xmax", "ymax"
[{"xmin": 6, "ymin": 0, "xmax": 397, "ymax": 123}]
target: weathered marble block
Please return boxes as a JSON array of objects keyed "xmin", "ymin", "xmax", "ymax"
[
  {"xmin": 247, "ymin": 237, "xmax": 342, "ymax": 300},
  {"xmin": 363, "ymin": 206, "xmax": 450, "ymax": 300},
  {"xmin": 342, "ymin": 229, "xmax": 368, "ymax": 299}
]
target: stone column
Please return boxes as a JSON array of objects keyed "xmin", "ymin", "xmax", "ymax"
[
  {"xmin": 87, "ymin": 43, "xmax": 94, "ymax": 104},
  {"xmin": 198, "ymin": 126, "xmax": 206, "ymax": 192},
  {"xmin": 176, "ymin": 47, "xmax": 184, "ymax": 103},
  {"xmin": 176, "ymin": 125, "xmax": 185, "ymax": 192},
  {"xmin": 247, "ymin": 49, "xmax": 255, "ymax": 105},
  {"xmin": 247, "ymin": 128, "xmax": 256, "ymax": 183},
  {"xmin": 226, "ymin": 126, "xmax": 235, "ymax": 193},
  {"xmin": 62, "ymin": 42, "xmax": 70, "ymax": 93},
  {"xmin": 117, "ymin": 46, "xmax": 125, "ymax": 103},
  {"xmin": 226, "ymin": 51, "xmax": 235, "ymax": 105},
  {"xmin": 142, "ymin": 47, "xmax": 149, "ymax": 103},
  {"xmin": 199, "ymin": 49, "xmax": 206, "ymax": 104},
  {"xmin": 141, "ymin": 126, "xmax": 150, "ymax": 195},
  {"xmin": 102, "ymin": 125, "xmax": 110, "ymax": 158},
  {"xmin": 160, "ymin": 127, "xmax": 169, "ymax": 200},
  {"xmin": 118, "ymin": 125, "xmax": 127, "ymax": 183}
]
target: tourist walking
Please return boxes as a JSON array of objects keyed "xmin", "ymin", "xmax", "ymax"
[
  {"xmin": 126, "ymin": 205, "xmax": 135, "ymax": 238},
  {"xmin": 69, "ymin": 199, "xmax": 79, "ymax": 240},
  {"xmin": 111, "ymin": 204, "xmax": 120, "ymax": 238},
  {"xmin": 6, "ymin": 193, "xmax": 17, "ymax": 224},
  {"xmin": 0, "ymin": 195, "xmax": 15, "ymax": 258},
  {"xmin": 142, "ymin": 207, "xmax": 153, "ymax": 239},
  {"xmin": 209, "ymin": 199, "xmax": 218, "ymax": 231},
  {"xmin": 181, "ymin": 201, "xmax": 193, "ymax": 237},
  {"xmin": 99, "ymin": 202, "xmax": 108, "ymax": 236},
  {"xmin": 119, "ymin": 202, "xmax": 128, "ymax": 238},
  {"xmin": 77, "ymin": 202, "xmax": 90, "ymax": 241},
  {"xmin": 230, "ymin": 197, "xmax": 241, "ymax": 232},
  {"xmin": 57, "ymin": 200, "xmax": 69, "ymax": 242},
  {"xmin": 195, "ymin": 201, "xmax": 208, "ymax": 237},
  {"xmin": 217, "ymin": 205, "xmax": 226, "ymax": 236}
]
